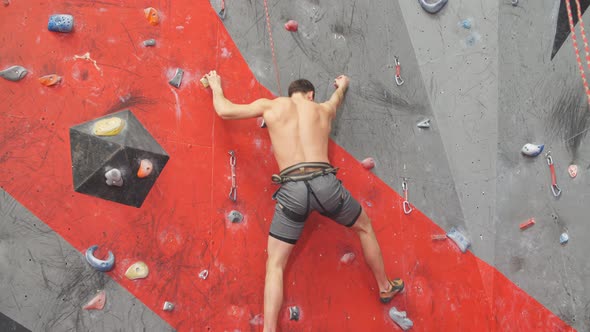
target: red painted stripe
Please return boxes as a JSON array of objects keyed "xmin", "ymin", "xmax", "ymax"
[{"xmin": 0, "ymin": 1, "xmax": 576, "ymax": 331}]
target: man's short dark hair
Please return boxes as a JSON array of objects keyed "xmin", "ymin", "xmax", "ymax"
[{"xmin": 288, "ymin": 79, "xmax": 315, "ymax": 99}]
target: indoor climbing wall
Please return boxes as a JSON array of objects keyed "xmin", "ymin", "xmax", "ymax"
[{"xmin": 0, "ymin": 1, "xmax": 586, "ymax": 332}]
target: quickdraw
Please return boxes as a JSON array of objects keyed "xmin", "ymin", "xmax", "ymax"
[
  {"xmin": 229, "ymin": 150, "xmax": 237, "ymax": 201},
  {"xmin": 402, "ymin": 179, "xmax": 413, "ymax": 215},
  {"xmin": 394, "ymin": 57, "xmax": 404, "ymax": 86},
  {"xmin": 546, "ymin": 152, "xmax": 562, "ymax": 197}
]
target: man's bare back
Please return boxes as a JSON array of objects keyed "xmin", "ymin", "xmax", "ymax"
[
  {"xmin": 263, "ymin": 97, "xmax": 333, "ymax": 170},
  {"xmin": 203, "ymin": 71, "xmax": 349, "ymax": 171}
]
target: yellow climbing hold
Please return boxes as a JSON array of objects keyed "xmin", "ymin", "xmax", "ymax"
[
  {"xmin": 93, "ymin": 117, "xmax": 125, "ymax": 136},
  {"xmin": 125, "ymin": 261, "xmax": 149, "ymax": 280}
]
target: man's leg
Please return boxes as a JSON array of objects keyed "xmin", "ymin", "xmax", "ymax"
[
  {"xmin": 263, "ymin": 236, "xmax": 295, "ymax": 332},
  {"xmin": 350, "ymin": 209, "xmax": 391, "ymax": 293}
]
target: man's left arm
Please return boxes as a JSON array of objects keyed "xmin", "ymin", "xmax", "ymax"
[{"xmin": 205, "ymin": 70, "xmax": 272, "ymax": 120}]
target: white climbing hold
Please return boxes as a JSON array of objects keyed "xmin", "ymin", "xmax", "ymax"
[
  {"xmin": 417, "ymin": 119, "xmax": 431, "ymax": 128},
  {"xmin": 125, "ymin": 261, "xmax": 149, "ymax": 280},
  {"xmin": 105, "ymin": 168, "xmax": 123, "ymax": 187},
  {"xmin": 340, "ymin": 252, "xmax": 356, "ymax": 264},
  {"xmin": 389, "ymin": 307, "xmax": 413, "ymax": 330}
]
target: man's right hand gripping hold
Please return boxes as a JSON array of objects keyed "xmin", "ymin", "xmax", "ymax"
[{"xmin": 204, "ymin": 71, "xmax": 404, "ymax": 332}]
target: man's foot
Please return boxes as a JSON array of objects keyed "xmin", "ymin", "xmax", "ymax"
[{"xmin": 380, "ymin": 278, "xmax": 404, "ymax": 304}]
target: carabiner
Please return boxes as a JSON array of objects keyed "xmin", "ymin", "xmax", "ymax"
[
  {"xmin": 402, "ymin": 179, "xmax": 413, "ymax": 215},
  {"xmin": 229, "ymin": 150, "xmax": 236, "ymax": 166},
  {"xmin": 394, "ymin": 57, "xmax": 404, "ymax": 86},
  {"xmin": 551, "ymin": 184, "xmax": 562, "ymax": 197},
  {"xmin": 403, "ymin": 200, "xmax": 413, "ymax": 215}
]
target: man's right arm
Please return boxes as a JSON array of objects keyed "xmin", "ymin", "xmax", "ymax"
[{"xmin": 321, "ymin": 75, "xmax": 350, "ymax": 116}]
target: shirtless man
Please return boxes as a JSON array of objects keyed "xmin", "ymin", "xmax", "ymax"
[{"xmin": 204, "ymin": 70, "xmax": 403, "ymax": 332}]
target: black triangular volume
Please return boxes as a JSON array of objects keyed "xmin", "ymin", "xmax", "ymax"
[{"xmin": 552, "ymin": 0, "xmax": 590, "ymax": 60}]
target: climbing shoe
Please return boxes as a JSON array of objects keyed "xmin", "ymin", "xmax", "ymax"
[{"xmin": 380, "ymin": 278, "xmax": 404, "ymax": 304}]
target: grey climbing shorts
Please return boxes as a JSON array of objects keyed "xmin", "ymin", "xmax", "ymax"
[{"xmin": 269, "ymin": 173, "xmax": 362, "ymax": 244}]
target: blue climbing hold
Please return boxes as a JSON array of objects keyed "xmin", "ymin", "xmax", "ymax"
[
  {"xmin": 460, "ymin": 19, "xmax": 472, "ymax": 29},
  {"xmin": 85, "ymin": 245, "xmax": 115, "ymax": 272},
  {"xmin": 48, "ymin": 14, "xmax": 74, "ymax": 33}
]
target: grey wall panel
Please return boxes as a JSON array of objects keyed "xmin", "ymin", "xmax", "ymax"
[{"xmin": 0, "ymin": 189, "xmax": 175, "ymax": 332}]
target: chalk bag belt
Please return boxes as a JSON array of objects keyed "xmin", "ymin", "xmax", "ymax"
[
  {"xmin": 271, "ymin": 162, "xmax": 339, "ymax": 184},
  {"xmin": 272, "ymin": 162, "xmax": 345, "ymax": 221}
]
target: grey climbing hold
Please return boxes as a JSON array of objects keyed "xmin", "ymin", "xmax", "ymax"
[
  {"xmin": 0, "ymin": 65, "xmax": 28, "ymax": 82},
  {"xmin": 48, "ymin": 14, "xmax": 74, "ymax": 33},
  {"xmin": 143, "ymin": 39, "xmax": 156, "ymax": 47},
  {"xmin": 85, "ymin": 245, "xmax": 115, "ymax": 272},
  {"xmin": 418, "ymin": 0, "xmax": 448, "ymax": 14},
  {"xmin": 417, "ymin": 119, "xmax": 431, "ymax": 128},
  {"xmin": 163, "ymin": 301, "xmax": 175, "ymax": 311},
  {"xmin": 389, "ymin": 307, "xmax": 414, "ymax": 331},
  {"xmin": 105, "ymin": 168, "xmax": 124, "ymax": 187},
  {"xmin": 227, "ymin": 210, "xmax": 243, "ymax": 223},
  {"xmin": 289, "ymin": 306, "xmax": 300, "ymax": 321},
  {"xmin": 169, "ymin": 68, "xmax": 184, "ymax": 88},
  {"xmin": 512, "ymin": 0, "xmax": 518, "ymax": 6},
  {"xmin": 447, "ymin": 226, "xmax": 471, "ymax": 253}
]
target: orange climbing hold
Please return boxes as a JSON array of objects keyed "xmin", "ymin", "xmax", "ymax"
[
  {"xmin": 137, "ymin": 159, "xmax": 153, "ymax": 178},
  {"xmin": 519, "ymin": 218, "xmax": 535, "ymax": 230},
  {"xmin": 38, "ymin": 74, "xmax": 61, "ymax": 86},
  {"xmin": 144, "ymin": 7, "xmax": 159, "ymax": 26}
]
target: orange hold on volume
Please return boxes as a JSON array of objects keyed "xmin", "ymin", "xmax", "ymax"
[{"xmin": 137, "ymin": 159, "xmax": 153, "ymax": 178}]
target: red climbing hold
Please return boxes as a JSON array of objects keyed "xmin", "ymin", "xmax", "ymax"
[
  {"xmin": 361, "ymin": 157, "xmax": 375, "ymax": 170},
  {"xmin": 83, "ymin": 290, "xmax": 106, "ymax": 310},
  {"xmin": 519, "ymin": 218, "xmax": 535, "ymax": 230},
  {"xmin": 284, "ymin": 20, "xmax": 298, "ymax": 32}
]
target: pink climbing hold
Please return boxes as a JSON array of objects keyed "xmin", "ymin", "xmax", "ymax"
[
  {"xmin": 361, "ymin": 157, "xmax": 375, "ymax": 170},
  {"xmin": 284, "ymin": 20, "xmax": 298, "ymax": 32},
  {"xmin": 568, "ymin": 164, "xmax": 578, "ymax": 178},
  {"xmin": 83, "ymin": 290, "xmax": 106, "ymax": 310}
]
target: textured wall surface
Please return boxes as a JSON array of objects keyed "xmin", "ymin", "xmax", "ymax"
[{"xmin": 0, "ymin": 0, "xmax": 587, "ymax": 331}]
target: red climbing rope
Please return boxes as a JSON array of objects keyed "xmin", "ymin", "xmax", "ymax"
[
  {"xmin": 565, "ymin": 0, "xmax": 590, "ymax": 105},
  {"xmin": 263, "ymin": 0, "xmax": 282, "ymax": 95}
]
